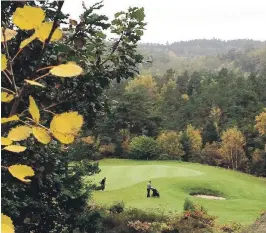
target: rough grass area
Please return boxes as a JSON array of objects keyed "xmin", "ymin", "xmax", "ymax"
[{"xmin": 85, "ymin": 159, "xmax": 266, "ymax": 225}]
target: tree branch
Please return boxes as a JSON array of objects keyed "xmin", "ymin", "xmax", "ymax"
[
  {"xmin": 8, "ymin": 1, "xmax": 65, "ymax": 117},
  {"xmin": 2, "ymin": 26, "xmax": 18, "ymax": 94}
]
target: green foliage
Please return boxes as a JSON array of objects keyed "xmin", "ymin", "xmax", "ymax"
[
  {"xmin": 109, "ymin": 201, "xmax": 125, "ymax": 214},
  {"xmin": 129, "ymin": 136, "xmax": 159, "ymax": 160},
  {"xmin": 157, "ymin": 130, "xmax": 184, "ymax": 159},
  {"xmin": 183, "ymin": 198, "xmax": 195, "ymax": 211},
  {"xmin": 1, "ymin": 1, "xmax": 146, "ymax": 232}
]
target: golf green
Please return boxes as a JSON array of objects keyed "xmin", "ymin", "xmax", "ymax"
[{"xmin": 87, "ymin": 159, "xmax": 266, "ymax": 225}]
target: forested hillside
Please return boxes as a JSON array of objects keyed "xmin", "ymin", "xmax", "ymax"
[
  {"xmin": 93, "ymin": 39, "xmax": 266, "ymax": 177},
  {"xmin": 138, "ymin": 39, "xmax": 266, "ymax": 75}
]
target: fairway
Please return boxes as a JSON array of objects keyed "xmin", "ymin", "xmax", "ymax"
[{"xmin": 88, "ymin": 159, "xmax": 266, "ymax": 225}]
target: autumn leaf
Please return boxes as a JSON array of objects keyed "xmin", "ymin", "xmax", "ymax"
[
  {"xmin": 181, "ymin": 94, "xmax": 189, "ymax": 101},
  {"xmin": 8, "ymin": 165, "xmax": 34, "ymax": 182},
  {"xmin": 33, "ymin": 127, "xmax": 51, "ymax": 144},
  {"xmin": 1, "ymin": 27, "xmax": 17, "ymax": 42},
  {"xmin": 1, "ymin": 137, "xmax": 13, "ymax": 146},
  {"xmin": 1, "ymin": 214, "xmax": 14, "ymax": 233},
  {"xmin": 35, "ymin": 22, "xmax": 62, "ymax": 42},
  {"xmin": 19, "ymin": 34, "xmax": 37, "ymax": 49},
  {"xmin": 8, "ymin": 125, "xmax": 32, "ymax": 141},
  {"xmin": 29, "ymin": 96, "xmax": 40, "ymax": 124},
  {"xmin": 3, "ymin": 145, "xmax": 27, "ymax": 153},
  {"xmin": 50, "ymin": 62, "xmax": 83, "ymax": 77},
  {"xmin": 1, "ymin": 92, "xmax": 14, "ymax": 103},
  {"xmin": 50, "ymin": 112, "xmax": 83, "ymax": 144},
  {"xmin": 1, "ymin": 54, "xmax": 7, "ymax": 71},
  {"xmin": 1, "ymin": 115, "xmax": 19, "ymax": 124},
  {"xmin": 25, "ymin": 79, "xmax": 45, "ymax": 88},
  {"xmin": 12, "ymin": 6, "xmax": 45, "ymax": 30}
]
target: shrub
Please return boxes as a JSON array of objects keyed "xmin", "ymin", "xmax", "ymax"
[
  {"xmin": 201, "ymin": 142, "xmax": 224, "ymax": 166},
  {"xmin": 220, "ymin": 221, "xmax": 242, "ymax": 233},
  {"xmin": 157, "ymin": 131, "xmax": 184, "ymax": 159},
  {"xmin": 183, "ymin": 198, "xmax": 195, "ymax": 211},
  {"xmin": 109, "ymin": 201, "xmax": 125, "ymax": 214},
  {"xmin": 250, "ymin": 149, "xmax": 266, "ymax": 177},
  {"xmin": 99, "ymin": 144, "xmax": 116, "ymax": 157},
  {"xmin": 129, "ymin": 136, "xmax": 159, "ymax": 160}
]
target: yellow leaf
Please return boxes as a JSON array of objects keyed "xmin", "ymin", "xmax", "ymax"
[
  {"xmin": 50, "ymin": 112, "xmax": 83, "ymax": 144},
  {"xmin": 1, "ymin": 214, "xmax": 14, "ymax": 233},
  {"xmin": 1, "ymin": 92, "xmax": 14, "ymax": 103},
  {"xmin": 12, "ymin": 6, "xmax": 45, "ymax": 30},
  {"xmin": 1, "ymin": 27, "xmax": 17, "ymax": 42},
  {"xmin": 8, "ymin": 125, "xmax": 32, "ymax": 141},
  {"xmin": 1, "ymin": 115, "xmax": 19, "ymax": 124},
  {"xmin": 1, "ymin": 137, "xmax": 13, "ymax": 146},
  {"xmin": 35, "ymin": 22, "xmax": 62, "ymax": 42},
  {"xmin": 29, "ymin": 96, "xmax": 40, "ymax": 124},
  {"xmin": 33, "ymin": 127, "xmax": 51, "ymax": 144},
  {"xmin": 25, "ymin": 79, "xmax": 45, "ymax": 88},
  {"xmin": 3, "ymin": 145, "xmax": 27, "ymax": 153},
  {"xmin": 8, "ymin": 165, "xmax": 34, "ymax": 182},
  {"xmin": 1, "ymin": 54, "xmax": 7, "ymax": 71},
  {"xmin": 50, "ymin": 62, "xmax": 83, "ymax": 77},
  {"xmin": 19, "ymin": 34, "xmax": 37, "ymax": 49}
]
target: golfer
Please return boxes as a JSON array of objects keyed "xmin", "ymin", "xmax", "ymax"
[{"xmin": 147, "ymin": 181, "xmax": 151, "ymax": 197}]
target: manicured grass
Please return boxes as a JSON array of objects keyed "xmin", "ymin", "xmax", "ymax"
[{"xmin": 86, "ymin": 159, "xmax": 266, "ymax": 225}]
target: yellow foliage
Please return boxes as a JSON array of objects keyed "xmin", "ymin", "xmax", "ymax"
[
  {"xmin": 99, "ymin": 144, "xmax": 115, "ymax": 154},
  {"xmin": 8, "ymin": 125, "xmax": 32, "ymax": 141},
  {"xmin": 1, "ymin": 92, "xmax": 14, "ymax": 103},
  {"xmin": 1, "ymin": 115, "xmax": 19, "ymax": 124},
  {"xmin": 220, "ymin": 127, "xmax": 245, "ymax": 170},
  {"xmin": 255, "ymin": 109, "xmax": 266, "ymax": 136},
  {"xmin": 185, "ymin": 124, "xmax": 202, "ymax": 153},
  {"xmin": 1, "ymin": 137, "xmax": 13, "ymax": 146},
  {"xmin": 3, "ymin": 145, "xmax": 27, "ymax": 153},
  {"xmin": 25, "ymin": 79, "xmax": 45, "ymax": 88},
  {"xmin": 1, "ymin": 27, "xmax": 17, "ymax": 42},
  {"xmin": 1, "ymin": 214, "xmax": 14, "ymax": 233},
  {"xmin": 12, "ymin": 6, "xmax": 45, "ymax": 30},
  {"xmin": 50, "ymin": 62, "xmax": 83, "ymax": 77},
  {"xmin": 121, "ymin": 139, "xmax": 130, "ymax": 153},
  {"xmin": 125, "ymin": 75, "xmax": 158, "ymax": 96},
  {"xmin": 181, "ymin": 94, "xmax": 189, "ymax": 101},
  {"xmin": 50, "ymin": 112, "xmax": 83, "ymax": 144},
  {"xmin": 33, "ymin": 127, "xmax": 51, "ymax": 144},
  {"xmin": 35, "ymin": 22, "xmax": 62, "ymax": 42},
  {"xmin": 19, "ymin": 34, "xmax": 37, "ymax": 49},
  {"xmin": 8, "ymin": 165, "xmax": 34, "ymax": 182},
  {"xmin": 81, "ymin": 136, "xmax": 95, "ymax": 145},
  {"xmin": 157, "ymin": 131, "xmax": 184, "ymax": 157},
  {"xmin": 29, "ymin": 96, "xmax": 40, "ymax": 124},
  {"xmin": 1, "ymin": 54, "xmax": 7, "ymax": 71}
]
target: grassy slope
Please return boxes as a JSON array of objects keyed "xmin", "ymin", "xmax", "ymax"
[{"xmin": 87, "ymin": 159, "xmax": 266, "ymax": 225}]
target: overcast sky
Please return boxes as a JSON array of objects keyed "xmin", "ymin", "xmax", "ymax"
[{"xmin": 62, "ymin": 0, "xmax": 266, "ymax": 44}]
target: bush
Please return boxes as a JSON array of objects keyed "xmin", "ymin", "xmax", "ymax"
[
  {"xmin": 109, "ymin": 201, "xmax": 125, "ymax": 214},
  {"xmin": 220, "ymin": 221, "xmax": 242, "ymax": 232},
  {"xmin": 249, "ymin": 149, "xmax": 266, "ymax": 177},
  {"xmin": 183, "ymin": 198, "xmax": 195, "ymax": 211},
  {"xmin": 129, "ymin": 136, "xmax": 159, "ymax": 160},
  {"xmin": 99, "ymin": 144, "xmax": 116, "ymax": 157},
  {"xmin": 201, "ymin": 142, "xmax": 224, "ymax": 166},
  {"xmin": 157, "ymin": 131, "xmax": 184, "ymax": 159}
]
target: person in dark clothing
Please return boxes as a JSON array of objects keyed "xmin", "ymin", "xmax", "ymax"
[
  {"xmin": 100, "ymin": 177, "xmax": 106, "ymax": 191},
  {"xmin": 147, "ymin": 181, "xmax": 151, "ymax": 197}
]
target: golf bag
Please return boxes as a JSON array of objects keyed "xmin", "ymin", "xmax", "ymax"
[{"xmin": 151, "ymin": 187, "xmax": 160, "ymax": 197}]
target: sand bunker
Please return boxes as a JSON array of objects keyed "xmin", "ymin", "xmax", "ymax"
[{"xmin": 193, "ymin": 195, "xmax": 226, "ymax": 200}]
